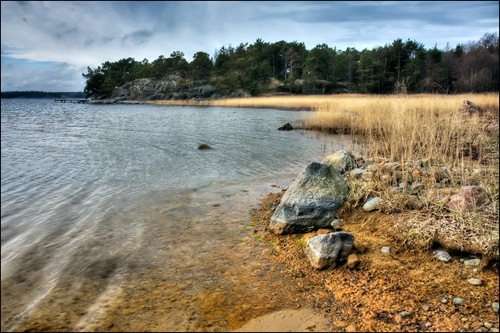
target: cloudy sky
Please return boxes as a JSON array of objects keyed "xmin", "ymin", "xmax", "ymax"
[{"xmin": 1, "ymin": 1, "xmax": 498, "ymax": 92}]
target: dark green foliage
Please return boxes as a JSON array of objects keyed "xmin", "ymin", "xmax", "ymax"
[{"xmin": 81, "ymin": 33, "xmax": 499, "ymax": 100}]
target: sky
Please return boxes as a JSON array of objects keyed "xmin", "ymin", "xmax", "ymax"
[{"xmin": 1, "ymin": 1, "xmax": 499, "ymax": 92}]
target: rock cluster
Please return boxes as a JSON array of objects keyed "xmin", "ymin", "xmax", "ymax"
[{"xmin": 268, "ymin": 148, "xmax": 496, "ymax": 270}]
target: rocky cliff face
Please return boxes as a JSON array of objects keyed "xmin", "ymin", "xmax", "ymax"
[{"xmin": 106, "ymin": 76, "xmax": 217, "ymax": 102}]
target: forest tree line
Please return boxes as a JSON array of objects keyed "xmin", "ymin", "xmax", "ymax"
[{"xmin": 82, "ymin": 33, "xmax": 499, "ymax": 99}]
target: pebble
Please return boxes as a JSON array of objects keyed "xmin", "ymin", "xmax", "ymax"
[
  {"xmin": 489, "ymin": 328, "xmax": 499, "ymax": 332},
  {"xmin": 398, "ymin": 311, "xmax": 413, "ymax": 319},
  {"xmin": 464, "ymin": 258, "xmax": 481, "ymax": 266},
  {"xmin": 453, "ymin": 298, "xmax": 467, "ymax": 306},
  {"xmin": 381, "ymin": 246, "xmax": 391, "ymax": 254},
  {"xmin": 363, "ymin": 196, "xmax": 381, "ymax": 212},
  {"xmin": 442, "ymin": 296, "xmax": 449, "ymax": 304},
  {"xmin": 484, "ymin": 322, "xmax": 493, "ymax": 329},
  {"xmin": 434, "ymin": 250, "xmax": 452, "ymax": 262},
  {"xmin": 331, "ymin": 219, "xmax": 344, "ymax": 230},
  {"xmin": 467, "ymin": 278, "xmax": 482, "ymax": 286},
  {"xmin": 347, "ymin": 254, "xmax": 360, "ymax": 269},
  {"xmin": 422, "ymin": 303, "xmax": 430, "ymax": 311},
  {"xmin": 492, "ymin": 302, "xmax": 499, "ymax": 312}
]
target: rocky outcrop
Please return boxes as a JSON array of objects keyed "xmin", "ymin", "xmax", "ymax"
[
  {"xmin": 269, "ymin": 162, "xmax": 349, "ymax": 234},
  {"xmin": 91, "ymin": 77, "xmax": 217, "ymax": 103}
]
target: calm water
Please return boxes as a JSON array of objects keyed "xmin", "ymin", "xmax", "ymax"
[{"xmin": 1, "ymin": 99, "xmax": 353, "ymax": 331}]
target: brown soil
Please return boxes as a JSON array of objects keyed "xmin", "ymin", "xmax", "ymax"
[{"xmin": 249, "ymin": 191, "xmax": 499, "ymax": 332}]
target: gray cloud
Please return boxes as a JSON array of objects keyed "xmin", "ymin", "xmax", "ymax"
[
  {"xmin": 1, "ymin": 60, "xmax": 86, "ymax": 92},
  {"xmin": 122, "ymin": 29, "xmax": 154, "ymax": 46}
]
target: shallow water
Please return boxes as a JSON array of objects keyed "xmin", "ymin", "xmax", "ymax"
[{"xmin": 1, "ymin": 99, "xmax": 354, "ymax": 331}]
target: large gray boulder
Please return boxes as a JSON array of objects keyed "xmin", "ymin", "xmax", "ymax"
[
  {"xmin": 269, "ymin": 162, "xmax": 349, "ymax": 234},
  {"xmin": 305, "ymin": 232, "xmax": 355, "ymax": 270}
]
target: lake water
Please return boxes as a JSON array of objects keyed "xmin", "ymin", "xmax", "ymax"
[{"xmin": 1, "ymin": 99, "xmax": 355, "ymax": 331}]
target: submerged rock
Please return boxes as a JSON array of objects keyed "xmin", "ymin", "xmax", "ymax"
[
  {"xmin": 198, "ymin": 143, "xmax": 212, "ymax": 150},
  {"xmin": 278, "ymin": 122, "xmax": 294, "ymax": 131}
]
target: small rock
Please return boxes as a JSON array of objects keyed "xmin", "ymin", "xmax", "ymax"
[
  {"xmin": 406, "ymin": 195, "xmax": 423, "ymax": 210},
  {"xmin": 278, "ymin": 122, "xmax": 293, "ymax": 131},
  {"xmin": 448, "ymin": 185, "xmax": 489, "ymax": 211},
  {"xmin": 305, "ymin": 232, "xmax": 354, "ymax": 270},
  {"xmin": 197, "ymin": 143, "xmax": 212, "ymax": 150},
  {"xmin": 347, "ymin": 253, "xmax": 360, "ymax": 269},
  {"xmin": 464, "ymin": 258, "xmax": 481, "ymax": 266},
  {"xmin": 434, "ymin": 250, "xmax": 452, "ymax": 262},
  {"xmin": 425, "ymin": 322, "xmax": 432, "ymax": 328},
  {"xmin": 363, "ymin": 196, "xmax": 381, "ymax": 212},
  {"xmin": 361, "ymin": 171, "xmax": 373, "ymax": 181},
  {"xmin": 321, "ymin": 149, "xmax": 357, "ymax": 174},
  {"xmin": 467, "ymin": 278, "xmax": 482, "ymax": 286},
  {"xmin": 331, "ymin": 219, "xmax": 344, "ymax": 230},
  {"xmin": 442, "ymin": 296, "xmax": 449, "ymax": 304},
  {"xmin": 484, "ymin": 322, "xmax": 493, "ymax": 329},
  {"xmin": 422, "ymin": 303, "xmax": 430, "ymax": 311},
  {"xmin": 389, "ymin": 186, "xmax": 402, "ymax": 193},
  {"xmin": 380, "ymin": 246, "xmax": 390, "ymax": 254},
  {"xmin": 355, "ymin": 245, "xmax": 367, "ymax": 254},
  {"xmin": 409, "ymin": 181, "xmax": 426, "ymax": 194},
  {"xmin": 398, "ymin": 311, "xmax": 413, "ymax": 319},
  {"xmin": 453, "ymin": 298, "xmax": 467, "ymax": 306},
  {"xmin": 349, "ymin": 168, "xmax": 365, "ymax": 179},
  {"xmin": 492, "ymin": 302, "xmax": 499, "ymax": 312},
  {"xmin": 489, "ymin": 328, "xmax": 499, "ymax": 332}
]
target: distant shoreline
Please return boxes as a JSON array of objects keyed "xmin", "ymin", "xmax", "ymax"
[{"xmin": 1, "ymin": 91, "xmax": 85, "ymax": 99}]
